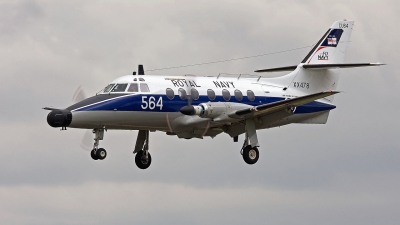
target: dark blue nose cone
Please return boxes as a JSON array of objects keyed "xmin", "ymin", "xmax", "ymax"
[{"xmin": 47, "ymin": 109, "xmax": 72, "ymax": 128}]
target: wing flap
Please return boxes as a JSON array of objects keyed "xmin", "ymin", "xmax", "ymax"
[{"xmin": 234, "ymin": 91, "xmax": 339, "ymax": 118}]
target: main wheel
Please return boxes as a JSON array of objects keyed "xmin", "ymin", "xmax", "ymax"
[
  {"xmin": 96, "ymin": 148, "xmax": 107, "ymax": 160},
  {"xmin": 135, "ymin": 150, "xmax": 152, "ymax": 169},
  {"xmin": 242, "ymin": 145, "xmax": 259, "ymax": 165},
  {"xmin": 91, "ymin": 149, "xmax": 98, "ymax": 160}
]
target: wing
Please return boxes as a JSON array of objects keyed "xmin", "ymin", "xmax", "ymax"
[{"xmin": 231, "ymin": 91, "xmax": 339, "ymax": 119}]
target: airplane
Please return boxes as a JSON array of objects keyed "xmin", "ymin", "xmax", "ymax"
[{"xmin": 44, "ymin": 20, "xmax": 384, "ymax": 169}]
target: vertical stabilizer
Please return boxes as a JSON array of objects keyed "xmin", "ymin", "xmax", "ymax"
[
  {"xmin": 302, "ymin": 21, "xmax": 354, "ymax": 64},
  {"xmin": 265, "ymin": 20, "xmax": 354, "ymax": 103}
]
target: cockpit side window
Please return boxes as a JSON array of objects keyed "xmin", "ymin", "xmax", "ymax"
[
  {"xmin": 140, "ymin": 83, "xmax": 150, "ymax": 92},
  {"xmin": 110, "ymin": 83, "xmax": 128, "ymax": 92},
  {"xmin": 127, "ymin": 83, "xmax": 139, "ymax": 92},
  {"xmin": 103, "ymin": 83, "xmax": 115, "ymax": 93}
]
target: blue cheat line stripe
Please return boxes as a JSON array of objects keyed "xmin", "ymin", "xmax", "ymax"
[{"xmin": 74, "ymin": 94, "xmax": 336, "ymax": 114}]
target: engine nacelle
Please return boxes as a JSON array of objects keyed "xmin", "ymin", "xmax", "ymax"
[{"xmin": 180, "ymin": 102, "xmax": 250, "ymax": 122}]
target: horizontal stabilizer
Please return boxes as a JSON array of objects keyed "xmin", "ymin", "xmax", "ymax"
[
  {"xmin": 43, "ymin": 107, "xmax": 60, "ymax": 111},
  {"xmin": 255, "ymin": 63, "xmax": 384, "ymax": 73},
  {"xmin": 302, "ymin": 63, "xmax": 385, "ymax": 69},
  {"xmin": 254, "ymin": 65, "xmax": 297, "ymax": 73},
  {"xmin": 233, "ymin": 91, "xmax": 339, "ymax": 117}
]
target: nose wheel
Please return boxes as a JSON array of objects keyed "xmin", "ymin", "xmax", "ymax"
[{"xmin": 91, "ymin": 148, "xmax": 107, "ymax": 160}]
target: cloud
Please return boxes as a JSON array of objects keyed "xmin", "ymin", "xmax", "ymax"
[
  {"xmin": 0, "ymin": 0, "xmax": 399, "ymax": 224},
  {"xmin": 1, "ymin": 179, "xmax": 399, "ymax": 224}
]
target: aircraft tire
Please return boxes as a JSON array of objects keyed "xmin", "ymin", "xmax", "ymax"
[
  {"xmin": 242, "ymin": 145, "xmax": 259, "ymax": 165},
  {"xmin": 96, "ymin": 148, "xmax": 107, "ymax": 160},
  {"xmin": 135, "ymin": 150, "xmax": 152, "ymax": 169},
  {"xmin": 91, "ymin": 149, "xmax": 98, "ymax": 160}
]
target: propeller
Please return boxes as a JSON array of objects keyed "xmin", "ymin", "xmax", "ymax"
[
  {"xmin": 71, "ymin": 85, "xmax": 93, "ymax": 151},
  {"xmin": 72, "ymin": 86, "xmax": 86, "ymax": 103}
]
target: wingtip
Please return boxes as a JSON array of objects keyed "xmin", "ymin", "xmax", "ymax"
[
  {"xmin": 326, "ymin": 90, "xmax": 340, "ymax": 94},
  {"xmin": 372, "ymin": 62, "xmax": 386, "ymax": 66}
]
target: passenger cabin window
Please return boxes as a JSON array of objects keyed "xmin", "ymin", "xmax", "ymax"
[
  {"xmin": 234, "ymin": 89, "xmax": 243, "ymax": 101},
  {"xmin": 247, "ymin": 90, "xmax": 255, "ymax": 101},
  {"xmin": 178, "ymin": 88, "xmax": 187, "ymax": 100},
  {"xmin": 207, "ymin": 89, "xmax": 215, "ymax": 100},
  {"xmin": 127, "ymin": 83, "xmax": 139, "ymax": 92},
  {"xmin": 111, "ymin": 83, "xmax": 128, "ymax": 92},
  {"xmin": 222, "ymin": 89, "xmax": 231, "ymax": 101},
  {"xmin": 133, "ymin": 78, "xmax": 137, "ymax": 81},
  {"xmin": 103, "ymin": 84, "xmax": 115, "ymax": 93},
  {"xmin": 191, "ymin": 88, "xmax": 199, "ymax": 100},
  {"xmin": 139, "ymin": 78, "xmax": 145, "ymax": 81},
  {"xmin": 166, "ymin": 88, "xmax": 174, "ymax": 100},
  {"xmin": 140, "ymin": 83, "xmax": 150, "ymax": 92}
]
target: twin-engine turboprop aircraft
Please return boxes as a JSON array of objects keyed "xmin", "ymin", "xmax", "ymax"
[{"xmin": 45, "ymin": 20, "xmax": 383, "ymax": 169}]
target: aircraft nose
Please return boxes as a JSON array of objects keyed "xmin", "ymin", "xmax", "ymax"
[{"xmin": 47, "ymin": 109, "xmax": 72, "ymax": 128}]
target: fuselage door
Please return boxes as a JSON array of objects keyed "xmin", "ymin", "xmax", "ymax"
[{"xmin": 261, "ymin": 85, "xmax": 271, "ymax": 93}]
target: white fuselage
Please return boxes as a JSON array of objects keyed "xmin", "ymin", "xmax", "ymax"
[{"xmin": 66, "ymin": 74, "xmax": 335, "ymax": 139}]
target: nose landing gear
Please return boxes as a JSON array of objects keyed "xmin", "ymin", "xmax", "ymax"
[{"xmin": 90, "ymin": 129, "xmax": 107, "ymax": 160}]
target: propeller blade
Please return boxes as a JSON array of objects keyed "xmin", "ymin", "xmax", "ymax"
[
  {"xmin": 72, "ymin": 86, "xmax": 87, "ymax": 104},
  {"xmin": 187, "ymin": 91, "xmax": 192, "ymax": 106},
  {"xmin": 80, "ymin": 129, "xmax": 93, "ymax": 151}
]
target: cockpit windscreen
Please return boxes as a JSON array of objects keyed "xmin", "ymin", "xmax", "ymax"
[
  {"xmin": 110, "ymin": 83, "xmax": 128, "ymax": 92},
  {"xmin": 103, "ymin": 83, "xmax": 115, "ymax": 93}
]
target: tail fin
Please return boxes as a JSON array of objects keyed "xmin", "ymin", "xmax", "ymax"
[
  {"xmin": 264, "ymin": 20, "xmax": 354, "ymax": 103},
  {"xmin": 302, "ymin": 20, "xmax": 354, "ymax": 64}
]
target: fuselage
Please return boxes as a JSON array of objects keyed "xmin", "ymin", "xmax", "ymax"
[{"xmin": 57, "ymin": 74, "xmax": 335, "ymax": 139}]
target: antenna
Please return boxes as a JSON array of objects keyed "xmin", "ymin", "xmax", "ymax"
[{"xmin": 138, "ymin": 65, "xmax": 145, "ymax": 75}]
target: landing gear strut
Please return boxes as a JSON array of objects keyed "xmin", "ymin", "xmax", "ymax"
[
  {"xmin": 133, "ymin": 130, "xmax": 151, "ymax": 169},
  {"xmin": 240, "ymin": 119, "xmax": 260, "ymax": 165},
  {"xmin": 90, "ymin": 128, "xmax": 107, "ymax": 160}
]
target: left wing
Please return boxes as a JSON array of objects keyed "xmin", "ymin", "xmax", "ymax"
[{"xmin": 231, "ymin": 91, "xmax": 339, "ymax": 118}]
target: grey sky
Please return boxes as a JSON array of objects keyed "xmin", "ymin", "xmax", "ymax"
[{"xmin": 0, "ymin": 0, "xmax": 399, "ymax": 224}]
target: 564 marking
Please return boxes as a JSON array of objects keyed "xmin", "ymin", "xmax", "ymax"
[{"xmin": 141, "ymin": 96, "xmax": 163, "ymax": 110}]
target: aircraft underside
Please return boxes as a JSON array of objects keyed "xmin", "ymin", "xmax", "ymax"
[
  {"xmin": 69, "ymin": 110, "xmax": 330, "ymax": 137},
  {"xmin": 64, "ymin": 109, "xmax": 330, "ymax": 168}
]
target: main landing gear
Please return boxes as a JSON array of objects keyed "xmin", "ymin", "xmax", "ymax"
[
  {"xmin": 90, "ymin": 129, "xmax": 107, "ymax": 160},
  {"xmin": 133, "ymin": 130, "xmax": 151, "ymax": 169},
  {"xmin": 88, "ymin": 128, "xmax": 152, "ymax": 169},
  {"xmin": 240, "ymin": 119, "xmax": 260, "ymax": 165}
]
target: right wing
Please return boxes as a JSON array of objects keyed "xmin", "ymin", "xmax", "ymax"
[{"xmin": 232, "ymin": 91, "xmax": 339, "ymax": 118}]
